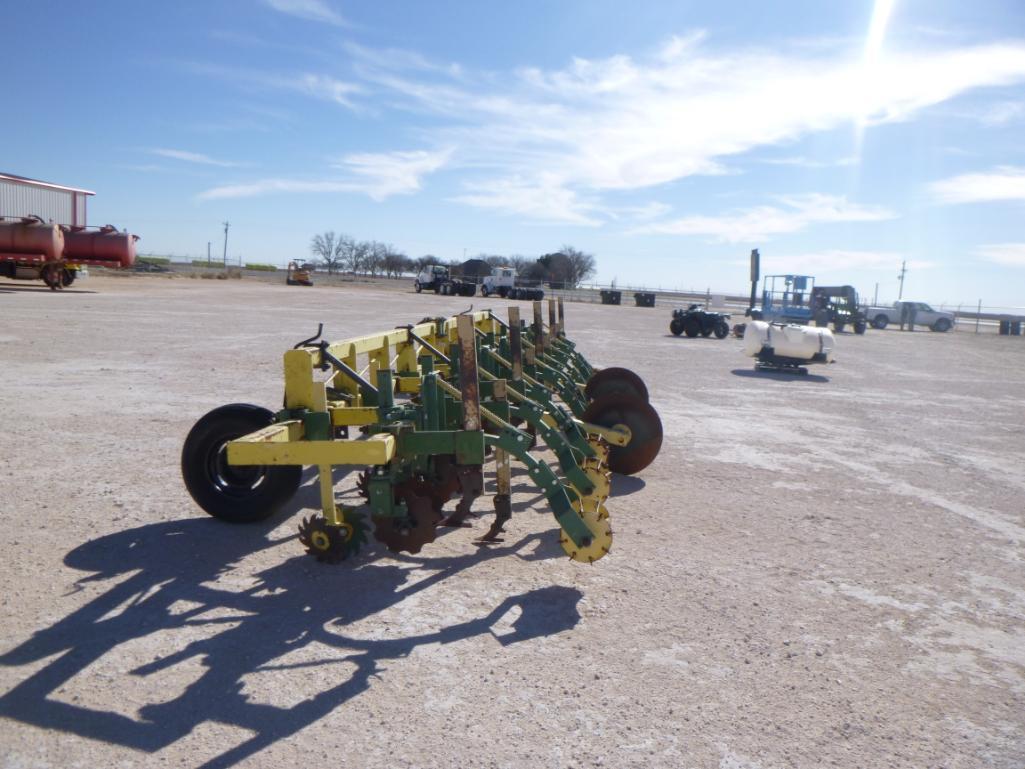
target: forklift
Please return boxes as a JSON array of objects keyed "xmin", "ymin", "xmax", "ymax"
[{"xmin": 286, "ymin": 261, "xmax": 314, "ymax": 286}]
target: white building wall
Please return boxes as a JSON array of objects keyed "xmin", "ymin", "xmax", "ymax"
[{"xmin": 0, "ymin": 178, "xmax": 85, "ymax": 226}]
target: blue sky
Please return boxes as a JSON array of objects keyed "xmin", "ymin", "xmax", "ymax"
[{"xmin": 4, "ymin": 0, "xmax": 1025, "ymax": 306}]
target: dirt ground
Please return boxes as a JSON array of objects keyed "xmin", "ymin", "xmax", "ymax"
[{"xmin": 1, "ymin": 274, "xmax": 1023, "ymax": 769}]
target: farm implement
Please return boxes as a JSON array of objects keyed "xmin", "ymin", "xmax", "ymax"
[{"xmin": 181, "ymin": 300, "xmax": 662, "ymax": 564}]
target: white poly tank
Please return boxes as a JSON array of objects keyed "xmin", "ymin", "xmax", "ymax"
[{"xmin": 743, "ymin": 320, "xmax": 835, "ymax": 362}]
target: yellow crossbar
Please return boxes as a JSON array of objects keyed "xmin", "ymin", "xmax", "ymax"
[{"xmin": 228, "ymin": 433, "xmax": 396, "ymax": 466}]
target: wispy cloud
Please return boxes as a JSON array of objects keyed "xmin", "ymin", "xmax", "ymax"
[
  {"xmin": 294, "ymin": 73, "xmax": 362, "ymax": 108},
  {"xmin": 759, "ymin": 156, "xmax": 858, "ymax": 168},
  {"xmin": 762, "ymin": 249, "xmax": 935, "ymax": 273},
  {"xmin": 340, "ymin": 34, "xmax": 1025, "ymax": 222},
  {"xmin": 451, "ymin": 176, "xmax": 602, "ymax": 226},
  {"xmin": 343, "ymin": 41, "xmax": 464, "ymax": 78},
  {"xmin": 975, "ymin": 100, "xmax": 1025, "ymax": 126},
  {"xmin": 150, "ymin": 148, "xmax": 245, "ymax": 167},
  {"xmin": 262, "ymin": 0, "xmax": 346, "ymax": 26},
  {"xmin": 975, "ymin": 242, "xmax": 1025, "ymax": 266},
  {"xmin": 198, "ymin": 148, "xmax": 452, "ymax": 201},
  {"xmin": 188, "ymin": 32, "xmax": 1025, "ymax": 224},
  {"xmin": 334, "ymin": 148, "xmax": 453, "ymax": 200},
  {"xmin": 929, "ymin": 166, "xmax": 1025, "ymax": 204},
  {"xmin": 634, "ymin": 194, "xmax": 895, "ymax": 243}
]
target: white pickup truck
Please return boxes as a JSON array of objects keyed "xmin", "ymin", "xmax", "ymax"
[{"xmin": 864, "ymin": 301, "xmax": 956, "ymax": 332}]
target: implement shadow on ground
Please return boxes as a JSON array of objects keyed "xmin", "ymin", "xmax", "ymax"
[
  {"xmin": 610, "ymin": 474, "xmax": 645, "ymax": 497},
  {"xmin": 730, "ymin": 368, "xmax": 830, "ymax": 384},
  {"xmin": 0, "ymin": 500, "xmax": 579, "ymax": 768}
]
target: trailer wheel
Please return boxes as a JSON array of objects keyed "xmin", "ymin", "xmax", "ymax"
[
  {"xmin": 42, "ymin": 264, "xmax": 63, "ymax": 291},
  {"xmin": 61, "ymin": 268, "xmax": 76, "ymax": 287},
  {"xmin": 182, "ymin": 404, "xmax": 302, "ymax": 523},
  {"xmin": 414, "ymin": 281, "xmax": 422, "ymax": 293},
  {"xmin": 714, "ymin": 321, "xmax": 730, "ymax": 339},
  {"xmin": 872, "ymin": 314, "xmax": 888, "ymax": 330},
  {"xmin": 683, "ymin": 317, "xmax": 701, "ymax": 338}
]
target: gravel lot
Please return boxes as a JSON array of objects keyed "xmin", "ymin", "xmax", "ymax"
[{"xmin": 1, "ymin": 274, "xmax": 1023, "ymax": 769}]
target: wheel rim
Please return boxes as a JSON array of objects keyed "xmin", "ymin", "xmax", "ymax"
[{"xmin": 207, "ymin": 443, "xmax": 267, "ymax": 498}]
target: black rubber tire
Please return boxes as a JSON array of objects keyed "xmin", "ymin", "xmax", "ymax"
[
  {"xmin": 181, "ymin": 404, "xmax": 302, "ymax": 523},
  {"xmin": 61, "ymin": 268, "xmax": 76, "ymax": 287},
  {"xmin": 498, "ymin": 287, "xmax": 509, "ymax": 298},
  {"xmin": 834, "ymin": 322, "xmax": 846, "ymax": 333},
  {"xmin": 683, "ymin": 317, "xmax": 701, "ymax": 338},
  {"xmin": 414, "ymin": 281, "xmax": 422, "ymax": 293},
  {"xmin": 714, "ymin": 321, "xmax": 729, "ymax": 339},
  {"xmin": 669, "ymin": 318, "xmax": 684, "ymax": 336},
  {"xmin": 854, "ymin": 321, "xmax": 867, "ymax": 335},
  {"xmin": 872, "ymin": 314, "xmax": 888, "ymax": 330},
  {"xmin": 932, "ymin": 318, "xmax": 951, "ymax": 332},
  {"xmin": 701, "ymin": 328, "xmax": 713, "ymax": 338},
  {"xmin": 481, "ymin": 286, "xmax": 489, "ymax": 297}
]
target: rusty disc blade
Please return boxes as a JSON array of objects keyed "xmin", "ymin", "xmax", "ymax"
[
  {"xmin": 372, "ymin": 488, "xmax": 441, "ymax": 554},
  {"xmin": 581, "ymin": 394, "xmax": 662, "ymax": 475},
  {"xmin": 584, "ymin": 367, "xmax": 649, "ymax": 403}
]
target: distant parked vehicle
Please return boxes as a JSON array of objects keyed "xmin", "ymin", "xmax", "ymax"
[
  {"xmin": 670, "ymin": 304, "xmax": 731, "ymax": 338},
  {"xmin": 414, "ymin": 264, "xmax": 450, "ymax": 293},
  {"xmin": 811, "ymin": 285, "xmax": 867, "ymax": 334},
  {"xmin": 414, "ymin": 264, "xmax": 475, "ymax": 296},
  {"xmin": 480, "ymin": 267, "xmax": 544, "ymax": 300},
  {"xmin": 865, "ymin": 301, "xmax": 955, "ymax": 332},
  {"xmin": 286, "ymin": 261, "xmax": 313, "ymax": 286}
]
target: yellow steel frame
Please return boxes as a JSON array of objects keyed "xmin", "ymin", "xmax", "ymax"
[
  {"xmin": 282, "ymin": 311, "xmax": 500, "ymax": 412},
  {"xmin": 223, "ymin": 308, "xmax": 625, "ymax": 528}
]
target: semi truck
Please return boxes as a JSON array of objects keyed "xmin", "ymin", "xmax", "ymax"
[
  {"xmin": 480, "ymin": 267, "xmax": 544, "ymax": 300},
  {"xmin": 413, "ymin": 264, "xmax": 476, "ymax": 296}
]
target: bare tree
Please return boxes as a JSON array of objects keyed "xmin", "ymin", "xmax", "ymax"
[
  {"xmin": 411, "ymin": 255, "xmax": 437, "ymax": 274},
  {"xmin": 347, "ymin": 240, "xmax": 370, "ymax": 275},
  {"xmin": 557, "ymin": 245, "xmax": 597, "ymax": 288},
  {"xmin": 364, "ymin": 240, "xmax": 387, "ymax": 277},
  {"xmin": 329, "ymin": 234, "xmax": 351, "ymax": 274},
  {"xmin": 382, "ymin": 248, "xmax": 410, "ymax": 278},
  {"xmin": 507, "ymin": 255, "xmax": 533, "ymax": 275},
  {"xmin": 310, "ymin": 231, "xmax": 342, "ymax": 274}
]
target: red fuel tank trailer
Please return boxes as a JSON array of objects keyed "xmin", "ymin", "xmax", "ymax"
[{"xmin": 0, "ymin": 216, "xmax": 139, "ymax": 289}]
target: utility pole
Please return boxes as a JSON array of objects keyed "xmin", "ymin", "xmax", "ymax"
[
  {"xmin": 897, "ymin": 260, "xmax": 907, "ymax": 300},
  {"xmin": 222, "ymin": 221, "xmax": 230, "ymax": 268},
  {"xmin": 207, "ymin": 241, "xmax": 211, "ymax": 267},
  {"xmin": 873, "ymin": 282, "xmax": 879, "ymax": 306}
]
